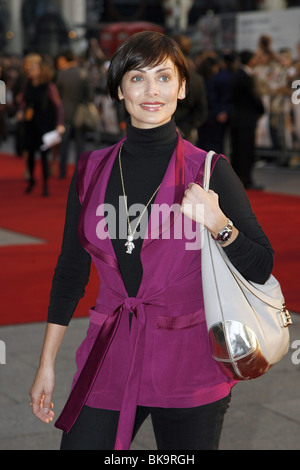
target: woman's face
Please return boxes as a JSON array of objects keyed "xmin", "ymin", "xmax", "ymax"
[
  {"xmin": 24, "ymin": 62, "xmax": 41, "ymax": 82},
  {"xmin": 118, "ymin": 58, "xmax": 186, "ymax": 129}
]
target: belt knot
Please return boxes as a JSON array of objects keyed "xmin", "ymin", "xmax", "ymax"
[{"xmin": 123, "ymin": 297, "xmax": 142, "ymax": 313}]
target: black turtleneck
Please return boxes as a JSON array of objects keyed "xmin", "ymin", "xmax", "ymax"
[
  {"xmin": 105, "ymin": 118, "xmax": 177, "ymax": 297},
  {"xmin": 47, "ymin": 119, "xmax": 273, "ymax": 325}
]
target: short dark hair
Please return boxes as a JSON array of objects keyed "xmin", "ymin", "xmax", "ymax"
[
  {"xmin": 240, "ymin": 50, "xmax": 254, "ymax": 66},
  {"xmin": 107, "ymin": 31, "xmax": 190, "ymax": 102}
]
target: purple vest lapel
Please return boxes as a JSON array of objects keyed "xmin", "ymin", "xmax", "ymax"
[{"xmin": 77, "ymin": 140, "xmax": 125, "ymax": 272}]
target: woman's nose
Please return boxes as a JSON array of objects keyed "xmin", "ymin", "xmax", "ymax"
[{"xmin": 145, "ymin": 78, "xmax": 159, "ymax": 96}]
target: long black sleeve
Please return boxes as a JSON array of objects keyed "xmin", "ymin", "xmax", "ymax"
[
  {"xmin": 47, "ymin": 169, "xmax": 91, "ymax": 326},
  {"xmin": 210, "ymin": 156, "xmax": 274, "ymax": 284}
]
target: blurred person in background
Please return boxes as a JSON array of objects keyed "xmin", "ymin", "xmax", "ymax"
[
  {"xmin": 0, "ymin": 58, "xmax": 6, "ymax": 146},
  {"xmin": 3, "ymin": 55, "xmax": 25, "ymax": 156},
  {"xmin": 230, "ymin": 50, "xmax": 265, "ymax": 189},
  {"xmin": 211, "ymin": 52, "xmax": 237, "ymax": 154},
  {"xmin": 196, "ymin": 55, "xmax": 220, "ymax": 151},
  {"xmin": 173, "ymin": 35, "xmax": 207, "ymax": 144},
  {"xmin": 55, "ymin": 50, "xmax": 90, "ymax": 179},
  {"xmin": 254, "ymin": 35, "xmax": 278, "ymax": 66},
  {"xmin": 270, "ymin": 48, "xmax": 298, "ymax": 156},
  {"xmin": 17, "ymin": 54, "xmax": 64, "ymax": 196},
  {"xmin": 252, "ymin": 44, "xmax": 280, "ymax": 153}
]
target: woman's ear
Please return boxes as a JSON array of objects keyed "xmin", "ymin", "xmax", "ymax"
[
  {"xmin": 118, "ymin": 86, "xmax": 124, "ymax": 101},
  {"xmin": 178, "ymin": 79, "xmax": 186, "ymax": 100}
]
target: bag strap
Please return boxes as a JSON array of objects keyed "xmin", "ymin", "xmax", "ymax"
[{"xmin": 203, "ymin": 150, "xmax": 216, "ymax": 192}]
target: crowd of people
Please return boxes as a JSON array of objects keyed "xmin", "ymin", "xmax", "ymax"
[{"xmin": 0, "ymin": 33, "xmax": 299, "ymax": 195}]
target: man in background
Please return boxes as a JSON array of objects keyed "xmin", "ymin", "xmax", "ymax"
[
  {"xmin": 230, "ymin": 50, "xmax": 265, "ymax": 189},
  {"xmin": 56, "ymin": 50, "xmax": 90, "ymax": 178}
]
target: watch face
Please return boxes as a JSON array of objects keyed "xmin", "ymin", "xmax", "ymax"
[
  {"xmin": 216, "ymin": 220, "xmax": 233, "ymax": 243},
  {"xmin": 221, "ymin": 231, "xmax": 231, "ymax": 242}
]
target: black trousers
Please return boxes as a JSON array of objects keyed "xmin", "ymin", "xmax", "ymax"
[
  {"xmin": 27, "ymin": 149, "xmax": 49, "ymax": 183},
  {"xmin": 60, "ymin": 394, "xmax": 231, "ymax": 451},
  {"xmin": 24, "ymin": 125, "xmax": 50, "ymax": 192},
  {"xmin": 59, "ymin": 120, "xmax": 85, "ymax": 178}
]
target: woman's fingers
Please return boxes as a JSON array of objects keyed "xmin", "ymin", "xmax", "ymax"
[
  {"xmin": 30, "ymin": 391, "xmax": 55, "ymax": 423},
  {"xmin": 181, "ymin": 183, "xmax": 226, "ymax": 232},
  {"xmin": 181, "ymin": 184, "xmax": 205, "ymax": 224}
]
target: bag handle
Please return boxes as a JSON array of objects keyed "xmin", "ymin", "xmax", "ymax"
[{"xmin": 203, "ymin": 150, "xmax": 216, "ymax": 192}]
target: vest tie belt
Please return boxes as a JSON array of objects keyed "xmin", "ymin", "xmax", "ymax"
[{"xmin": 55, "ymin": 297, "xmax": 147, "ymax": 450}]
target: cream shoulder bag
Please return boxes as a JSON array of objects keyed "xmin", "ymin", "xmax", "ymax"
[{"xmin": 201, "ymin": 151, "xmax": 292, "ymax": 380}]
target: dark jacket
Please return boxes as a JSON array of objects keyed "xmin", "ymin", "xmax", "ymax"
[
  {"xmin": 175, "ymin": 70, "xmax": 207, "ymax": 138},
  {"xmin": 231, "ymin": 67, "xmax": 264, "ymax": 128},
  {"xmin": 56, "ymin": 66, "xmax": 90, "ymax": 122}
]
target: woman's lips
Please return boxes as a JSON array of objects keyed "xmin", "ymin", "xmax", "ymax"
[{"xmin": 140, "ymin": 102, "xmax": 164, "ymax": 111}]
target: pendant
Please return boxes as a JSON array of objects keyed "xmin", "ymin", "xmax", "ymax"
[{"xmin": 125, "ymin": 235, "xmax": 135, "ymax": 254}]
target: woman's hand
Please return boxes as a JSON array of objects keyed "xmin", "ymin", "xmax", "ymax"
[
  {"xmin": 181, "ymin": 183, "xmax": 238, "ymax": 245},
  {"xmin": 29, "ymin": 321, "xmax": 67, "ymax": 425},
  {"xmin": 29, "ymin": 364, "xmax": 55, "ymax": 424},
  {"xmin": 29, "ymin": 323, "xmax": 67, "ymax": 423},
  {"xmin": 56, "ymin": 124, "xmax": 66, "ymax": 136}
]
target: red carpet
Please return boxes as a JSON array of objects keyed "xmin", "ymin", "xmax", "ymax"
[
  {"xmin": 0, "ymin": 152, "xmax": 99, "ymax": 326},
  {"xmin": 247, "ymin": 189, "xmax": 300, "ymax": 315},
  {"xmin": 0, "ymin": 152, "xmax": 299, "ymax": 326}
]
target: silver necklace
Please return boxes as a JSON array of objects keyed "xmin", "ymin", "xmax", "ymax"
[{"xmin": 118, "ymin": 143, "xmax": 161, "ymax": 254}]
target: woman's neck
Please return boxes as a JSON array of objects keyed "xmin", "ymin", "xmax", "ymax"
[{"xmin": 123, "ymin": 117, "xmax": 177, "ymax": 158}]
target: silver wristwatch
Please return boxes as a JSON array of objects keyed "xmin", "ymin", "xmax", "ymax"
[{"xmin": 214, "ymin": 219, "xmax": 233, "ymax": 245}]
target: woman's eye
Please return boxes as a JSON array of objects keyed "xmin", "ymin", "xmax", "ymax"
[
  {"xmin": 159, "ymin": 75, "xmax": 171, "ymax": 82},
  {"xmin": 132, "ymin": 75, "xmax": 143, "ymax": 82}
]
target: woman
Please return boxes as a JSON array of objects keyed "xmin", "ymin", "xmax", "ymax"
[
  {"xmin": 29, "ymin": 32, "xmax": 274, "ymax": 450},
  {"xmin": 17, "ymin": 54, "xmax": 64, "ymax": 196}
]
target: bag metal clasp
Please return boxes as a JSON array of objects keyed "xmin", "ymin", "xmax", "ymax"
[{"xmin": 280, "ymin": 304, "xmax": 292, "ymax": 328}]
